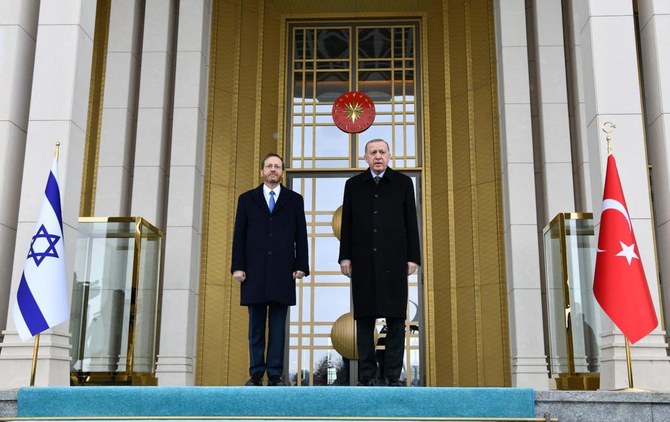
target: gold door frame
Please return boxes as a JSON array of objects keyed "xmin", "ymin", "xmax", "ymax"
[{"xmin": 282, "ymin": 20, "xmax": 424, "ymax": 385}]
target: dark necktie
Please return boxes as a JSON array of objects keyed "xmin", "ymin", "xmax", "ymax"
[
  {"xmin": 269, "ymin": 191, "xmax": 276, "ymax": 212},
  {"xmin": 374, "ymin": 176, "xmax": 381, "ymax": 185}
]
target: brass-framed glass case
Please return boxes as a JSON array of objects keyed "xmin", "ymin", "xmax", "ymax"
[
  {"xmin": 70, "ymin": 217, "xmax": 163, "ymax": 385},
  {"xmin": 543, "ymin": 213, "xmax": 600, "ymax": 390}
]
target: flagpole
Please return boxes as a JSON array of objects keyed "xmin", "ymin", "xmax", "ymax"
[
  {"xmin": 616, "ymin": 338, "xmax": 649, "ymax": 391},
  {"xmin": 29, "ymin": 143, "xmax": 61, "ymax": 387},
  {"xmin": 625, "ymin": 338, "xmax": 634, "ymax": 389},
  {"xmin": 29, "ymin": 334, "xmax": 40, "ymax": 386}
]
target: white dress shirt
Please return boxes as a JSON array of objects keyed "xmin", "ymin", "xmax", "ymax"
[{"xmin": 263, "ymin": 184, "xmax": 281, "ymax": 207}]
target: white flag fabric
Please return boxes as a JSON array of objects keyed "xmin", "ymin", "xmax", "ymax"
[{"xmin": 13, "ymin": 157, "xmax": 69, "ymax": 341}]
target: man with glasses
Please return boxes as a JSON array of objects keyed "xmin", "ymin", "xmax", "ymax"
[{"xmin": 232, "ymin": 153, "xmax": 310, "ymax": 386}]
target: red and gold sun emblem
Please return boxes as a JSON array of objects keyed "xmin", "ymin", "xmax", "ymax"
[{"xmin": 332, "ymin": 91, "xmax": 376, "ymax": 133}]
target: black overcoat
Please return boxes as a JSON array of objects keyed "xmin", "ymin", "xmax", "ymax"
[
  {"xmin": 231, "ymin": 184, "xmax": 309, "ymax": 306},
  {"xmin": 338, "ymin": 167, "xmax": 421, "ymax": 319}
]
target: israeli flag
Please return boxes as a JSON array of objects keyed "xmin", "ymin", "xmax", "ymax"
[{"xmin": 13, "ymin": 157, "xmax": 69, "ymax": 341}]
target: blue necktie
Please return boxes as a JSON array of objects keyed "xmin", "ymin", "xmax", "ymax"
[{"xmin": 269, "ymin": 191, "xmax": 275, "ymax": 213}]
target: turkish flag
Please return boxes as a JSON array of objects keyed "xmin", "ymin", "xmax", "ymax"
[{"xmin": 593, "ymin": 154, "xmax": 657, "ymax": 344}]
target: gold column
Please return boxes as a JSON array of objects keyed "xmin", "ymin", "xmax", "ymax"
[{"xmin": 426, "ymin": 0, "xmax": 510, "ymax": 386}]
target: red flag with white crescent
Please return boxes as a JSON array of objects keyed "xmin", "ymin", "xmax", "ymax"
[{"xmin": 593, "ymin": 154, "xmax": 657, "ymax": 344}]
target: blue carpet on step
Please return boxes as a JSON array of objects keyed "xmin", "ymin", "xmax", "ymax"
[{"xmin": 18, "ymin": 386, "xmax": 535, "ymax": 418}]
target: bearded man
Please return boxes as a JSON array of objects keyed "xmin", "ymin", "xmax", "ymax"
[{"xmin": 232, "ymin": 153, "xmax": 309, "ymax": 386}]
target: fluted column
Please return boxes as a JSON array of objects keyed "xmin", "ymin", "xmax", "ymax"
[
  {"xmin": 638, "ymin": 0, "xmax": 670, "ymax": 353},
  {"xmin": 493, "ymin": 0, "xmax": 548, "ymax": 389},
  {"xmin": 564, "ymin": 0, "xmax": 592, "ymax": 211},
  {"xmin": 0, "ymin": 0, "xmax": 39, "ymax": 345},
  {"xmin": 530, "ymin": 0, "xmax": 575, "ymax": 220},
  {"xmin": 94, "ymin": 0, "xmax": 144, "ymax": 216},
  {"xmin": 156, "ymin": 0, "xmax": 211, "ymax": 385},
  {"xmin": 129, "ymin": 0, "xmax": 178, "ymax": 229}
]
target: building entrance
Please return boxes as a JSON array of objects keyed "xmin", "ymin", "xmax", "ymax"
[
  {"xmin": 284, "ymin": 21, "xmax": 423, "ymax": 386},
  {"xmin": 199, "ymin": 0, "xmax": 510, "ymax": 388}
]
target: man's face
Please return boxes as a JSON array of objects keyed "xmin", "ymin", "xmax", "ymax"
[
  {"xmin": 261, "ymin": 156, "xmax": 283, "ymax": 185},
  {"xmin": 364, "ymin": 141, "xmax": 391, "ymax": 174}
]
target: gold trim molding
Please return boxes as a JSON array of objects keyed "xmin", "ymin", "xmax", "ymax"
[{"xmin": 80, "ymin": 0, "xmax": 111, "ymax": 217}]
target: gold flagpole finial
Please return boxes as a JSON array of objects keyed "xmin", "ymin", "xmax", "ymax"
[
  {"xmin": 602, "ymin": 122, "xmax": 616, "ymax": 154},
  {"xmin": 55, "ymin": 142, "xmax": 60, "ymax": 162}
]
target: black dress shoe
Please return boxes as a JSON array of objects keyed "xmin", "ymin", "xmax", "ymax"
[
  {"xmin": 267, "ymin": 377, "xmax": 285, "ymax": 386},
  {"xmin": 245, "ymin": 375, "xmax": 263, "ymax": 386},
  {"xmin": 386, "ymin": 378, "xmax": 405, "ymax": 387},
  {"xmin": 357, "ymin": 378, "xmax": 374, "ymax": 386}
]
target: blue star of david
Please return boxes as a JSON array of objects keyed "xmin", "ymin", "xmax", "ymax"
[{"xmin": 27, "ymin": 224, "xmax": 60, "ymax": 267}]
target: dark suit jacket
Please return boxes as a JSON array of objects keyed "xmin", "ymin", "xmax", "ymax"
[
  {"xmin": 231, "ymin": 184, "xmax": 309, "ymax": 306},
  {"xmin": 338, "ymin": 167, "xmax": 421, "ymax": 319}
]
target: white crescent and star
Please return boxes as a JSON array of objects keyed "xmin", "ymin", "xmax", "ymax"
[
  {"xmin": 601, "ymin": 198, "xmax": 631, "ymax": 232},
  {"xmin": 597, "ymin": 198, "xmax": 639, "ymax": 265},
  {"xmin": 616, "ymin": 241, "xmax": 639, "ymax": 265}
]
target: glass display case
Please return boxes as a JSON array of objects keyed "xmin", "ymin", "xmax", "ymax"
[
  {"xmin": 543, "ymin": 213, "xmax": 600, "ymax": 390},
  {"xmin": 70, "ymin": 217, "xmax": 163, "ymax": 385}
]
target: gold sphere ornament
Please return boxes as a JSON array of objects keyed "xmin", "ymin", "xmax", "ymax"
[
  {"xmin": 332, "ymin": 205, "xmax": 343, "ymax": 241},
  {"xmin": 330, "ymin": 312, "xmax": 378, "ymax": 360}
]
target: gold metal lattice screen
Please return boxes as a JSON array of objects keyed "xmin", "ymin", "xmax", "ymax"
[
  {"xmin": 285, "ymin": 22, "xmax": 423, "ymax": 386},
  {"xmin": 289, "ymin": 24, "xmax": 420, "ymax": 169}
]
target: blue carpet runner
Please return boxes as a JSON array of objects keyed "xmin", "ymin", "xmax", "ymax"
[{"xmin": 18, "ymin": 386, "xmax": 535, "ymax": 419}]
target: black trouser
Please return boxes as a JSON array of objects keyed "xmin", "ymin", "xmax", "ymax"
[
  {"xmin": 247, "ymin": 303, "xmax": 288, "ymax": 379},
  {"xmin": 356, "ymin": 316, "xmax": 405, "ymax": 381}
]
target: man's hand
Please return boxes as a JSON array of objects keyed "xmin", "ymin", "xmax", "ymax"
[
  {"xmin": 340, "ymin": 259, "xmax": 352, "ymax": 278},
  {"xmin": 293, "ymin": 270, "xmax": 305, "ymax": 279},
  {"xmin": 233, "ymin": 270, "xmax": 246, "ymax": 283},
  {"xmin": 407, "ymin": 262, "xmax": 418, "ymax": 275}
]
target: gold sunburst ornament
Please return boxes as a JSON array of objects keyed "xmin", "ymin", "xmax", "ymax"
[
  {"xmin": 344, "ymin": 101, "xmax": 363, "ymax": 123},
  {"xmin": 332, "ymin": 91, "xmax": 376, "ymax": 133}
]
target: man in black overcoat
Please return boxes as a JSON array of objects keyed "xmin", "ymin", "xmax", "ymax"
[
  {"xmin": 338, "ymin": 139, "xmax": 421, "ymax": 386},
  {"xmin": 231, "ymin": 153, "xmax": 309, "ymax": 386}
]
